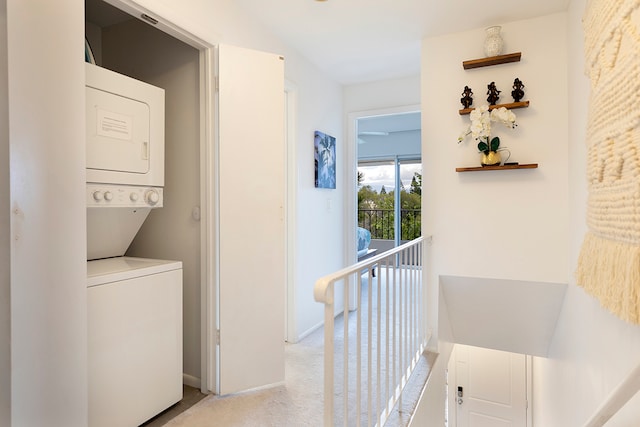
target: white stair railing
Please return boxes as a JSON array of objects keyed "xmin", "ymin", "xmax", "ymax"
[
  {"xmin": 314, "ymin": 237, "xmax": 427, "ymax": 427},
  {"xmin": 583, "ymin": 361, "xmax": 640, "ymax": 427}
]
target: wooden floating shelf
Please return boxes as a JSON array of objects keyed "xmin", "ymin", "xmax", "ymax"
[
  {"xmin": 459, "ymin": 101, "xmax": 529, "ymax": 115},
  {"xmin": 462, "ymin": 52, "xmax": 522, "ymax": 69},
  {"xmin": 456, "ymin": 163, "xmax": 538, "ymax": 173}
]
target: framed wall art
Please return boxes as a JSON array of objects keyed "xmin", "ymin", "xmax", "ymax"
[{"xmin": 314, "ymin": 130, "xmax": 336, "ymax": 189}]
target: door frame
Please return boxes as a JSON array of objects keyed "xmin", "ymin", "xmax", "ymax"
[
  {"xmin": 284, "ymin": 80, "xmax": 297, "ymax": 343},
  {"xmin": 100, "ymin": 0, "xmax": 218, "ymax": 393},
  {"xmin": 346, "ymin": 104, "xmax": 421, "ymax": 266}
]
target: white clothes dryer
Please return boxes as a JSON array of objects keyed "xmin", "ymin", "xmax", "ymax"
[{"xmin": 85, "ymin": 62, "xmax": 165, "ymax": 188}]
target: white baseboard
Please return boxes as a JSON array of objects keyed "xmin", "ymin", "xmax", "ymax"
[
  {"xmin": 295, "ymin": 320, "xmax": 324, "ymax": 343},
  {"xmin": 296, "ymin": 304, "xmax": 352, "ymax": 343},
  {"xmin": 183, "ymin": 373, "xmax": 200, "ymax": 389}
]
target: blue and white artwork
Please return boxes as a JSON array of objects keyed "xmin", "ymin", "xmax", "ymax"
[{"xmin": 314, "ymin": 130, "xmax": 336, "ymax": 189}]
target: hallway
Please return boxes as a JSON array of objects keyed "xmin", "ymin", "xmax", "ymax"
[{"xmin": 161, "ymin": 274, "xmax": 434, "ymax": 426}]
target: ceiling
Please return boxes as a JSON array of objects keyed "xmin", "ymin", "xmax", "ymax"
[
  {"xmin": 358, "ymin": 111, "xmax": 421, "ymax": 135},
  {"xmin": 86, "ymin": 0, "xmax": 570, "ymax": 134},
  {"xmin": 234, "ymin": 0, "xmax": 571, "ymax": 85}
]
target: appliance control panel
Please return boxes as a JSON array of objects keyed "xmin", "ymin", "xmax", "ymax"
[{"xmin": 87, "ymin": 183, "xmax": 163, "ymax": 208}]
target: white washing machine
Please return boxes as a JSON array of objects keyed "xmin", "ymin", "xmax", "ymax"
[
  {"xmin": 85, "ymin": 64, "xmax": 183, "ymax": 426},
  {"xmin": 88, "ymin": 257, "xmax": 182, "ymax": 427}
]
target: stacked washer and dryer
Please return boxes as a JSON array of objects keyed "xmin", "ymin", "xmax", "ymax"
[{"xmin": 85, "ymin": 63, "xmax": 183, "ymax": 427}]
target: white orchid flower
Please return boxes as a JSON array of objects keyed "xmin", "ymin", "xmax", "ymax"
[{"xmin": 457, "ymin": 104, "xmax": 517, "ymax": 146}]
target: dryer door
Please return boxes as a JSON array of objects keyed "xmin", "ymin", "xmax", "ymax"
[{"xmin": 86, "ymin": 86, "xmax": 150, "ymax": 174}]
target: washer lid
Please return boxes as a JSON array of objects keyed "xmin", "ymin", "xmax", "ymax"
[{"xmin": 87, "ymin": 256, "xmax": 182, "ymax": 287}]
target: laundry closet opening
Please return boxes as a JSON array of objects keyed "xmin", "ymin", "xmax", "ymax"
[{"xmin": 85, "ymin": 0, "xmax": 203, "ymax": 389}]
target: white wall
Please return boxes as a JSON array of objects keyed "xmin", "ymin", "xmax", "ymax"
[
  {"xmin": 126, "ymin": 0, "xmax": 345, "ymax": 343},
  {"xmin": 422, "ymin": 13, "xmax": 570, "ymax": 343},
  {"xmin": 7, "ymin": 0, "xmax": 87, "ymax": 425},
  {"xmin": 0, "ymin": 1, "xmax": 10, "ymax": 424},
  {"xmin": 292, "ymin": 67, "xmax": 344, "ymax": 339},
  {"xmin": 532, "ymin": 1, "xmax": 640, "ymax": 425},
  {"xmin": 343, "ymin": 74, "xmax": 422, "ymax": 167},
  {"xmin": 422, "ymin": 6, "xmax": 640, "ymax": 425},
  {"xmin": 343, "ymin": 74, "xmax": 421, "ymax": 113}
]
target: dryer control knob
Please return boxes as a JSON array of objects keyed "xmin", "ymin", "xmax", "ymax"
[
  {"xmin": 130, "ymin": 192, "xmax": 139, "ymax": 202},
  {"xmin": 92, "ymin": 191, "xmax": 103, "ymax": 201},
  {"xmin": 104, "ymin": 191, "xmax": 113, "ymax": 201},
  {"xmin": 145, "ymin": 189, "xmax": 160, "ymax": 206}
]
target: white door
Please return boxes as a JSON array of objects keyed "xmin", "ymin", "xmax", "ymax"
[
  {"xmin": 455, "ymin": 345, "xmax": 528, "ymax": 427},
  {"xmin": 217, "ymin": 44, "xmax": 285, "ymax": 394}
]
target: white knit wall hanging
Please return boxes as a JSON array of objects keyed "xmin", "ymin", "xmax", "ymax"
[{"xmin": 576, "ymin": 0, "xmax": 640, "ymax": 323}]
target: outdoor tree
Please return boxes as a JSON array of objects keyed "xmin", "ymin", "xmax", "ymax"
[
  {"xmin": 410, "ymin": 173, "xmax": 422, "ymax": 196},
  {"xmin": 358, "ymin": 185, "xmax": 379, "ymax": 209},
  {"xmin": 357, "ymin": 174, "xmax": 421, "ymax": 242}
]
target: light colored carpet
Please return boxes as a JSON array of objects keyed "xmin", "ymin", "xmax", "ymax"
[
  {"xmin": 142, "ymin": 385, "xmax": 207, "ymax": 427},
  {"xmin": 164, "ymin": 271, "xmax": 434, "ymax": 427},
  {"xmin": 164, "ymin": 341, "xmax": 325, "ymax": 426}
]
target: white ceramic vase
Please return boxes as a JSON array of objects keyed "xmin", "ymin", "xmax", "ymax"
[{"xmin": 483, "ymin": 26, "xmax": 504, "ymax": 57}]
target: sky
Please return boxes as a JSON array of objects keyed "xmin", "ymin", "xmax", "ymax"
[{"xmin": 358, "ymin": 163, "xmax": 422, "ymax": 193}]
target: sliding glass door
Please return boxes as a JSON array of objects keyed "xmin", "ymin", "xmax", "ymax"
[
  {"xmin": 358, "ymin": 157, "xmax": 421, "ymax": 251},
  {"xmin": 398, "ymin": 159, "xmax": 422, "ymax": 243}
]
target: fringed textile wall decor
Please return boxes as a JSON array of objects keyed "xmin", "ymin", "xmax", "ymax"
[{"xmin": 576, "ymin": 0, "xmax": 640, "ymax": 324}]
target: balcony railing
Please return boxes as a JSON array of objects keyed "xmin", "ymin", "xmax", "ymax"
[
  {"xmin": 358, "ymin": 209, "xmax": 421, "ymax": 241},
  {"xmin": 314, "ymin": 237, "xmax": 427, "ymax": 426}
]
